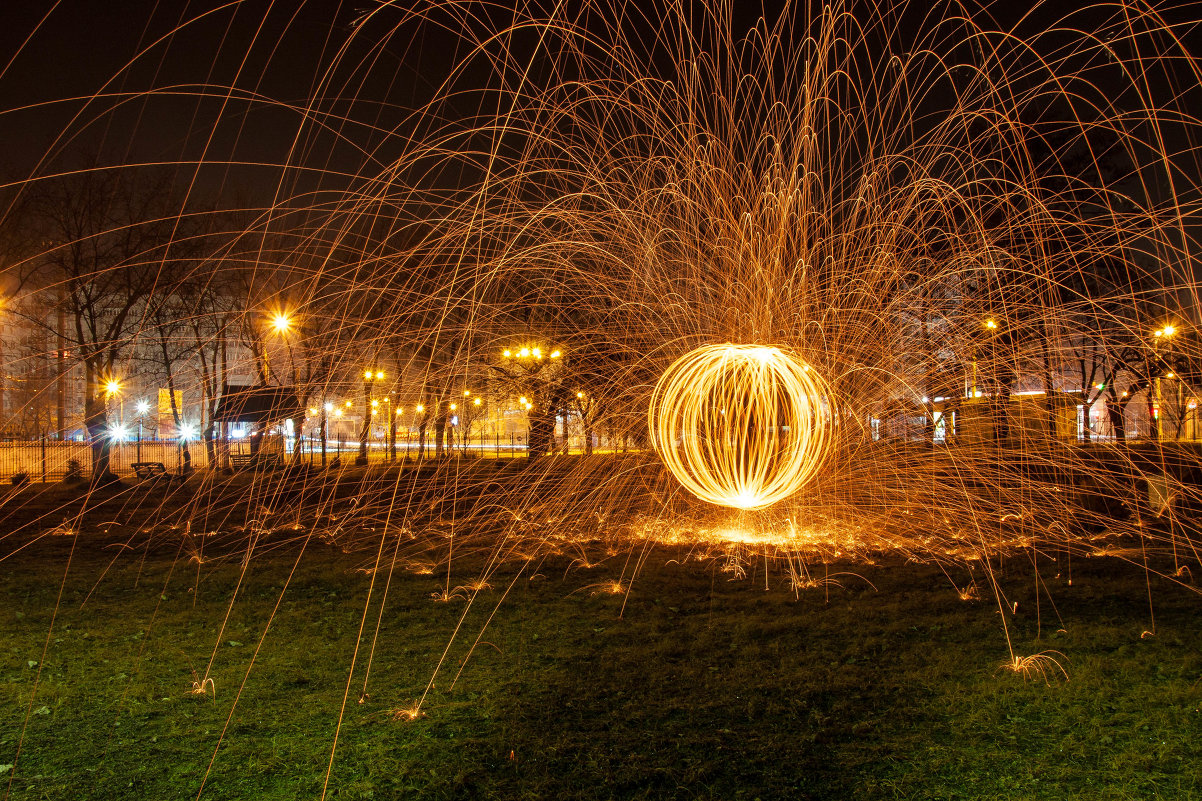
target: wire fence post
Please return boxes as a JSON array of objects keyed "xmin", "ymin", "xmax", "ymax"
[{"xmin": 41, "ymin": 431, "xmax": 48, "ymax": 483}]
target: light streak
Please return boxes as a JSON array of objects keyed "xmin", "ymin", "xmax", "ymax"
[{"xmin": 650, "ymin": 345, "xmax": 831, "ymax": 510}]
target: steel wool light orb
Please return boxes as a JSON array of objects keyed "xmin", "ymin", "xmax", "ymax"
[{"xmin": 649, "ymin": 344, "xmax": 832, "ymax": 510}]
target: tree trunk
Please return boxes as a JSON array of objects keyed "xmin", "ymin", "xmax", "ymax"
[
  {"xmin": 434, "ymin": 411, "xmax": 447, "ymax": 457},
  {"xmin": 84, "ymin": 391, "xmax": 116, "ymax": 486}
]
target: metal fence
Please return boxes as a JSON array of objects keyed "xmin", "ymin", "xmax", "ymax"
[
  {"xmin": 0, "ymin": 433, "xmax": 638, "ymax": 483},
  {"xmin": 0, "ymin": 441, "xmax": 208, "ymax": 483}
]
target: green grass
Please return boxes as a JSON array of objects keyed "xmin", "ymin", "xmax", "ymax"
[{"xmin": 1, "ymin": 528, "xmax": 1200, "ymax": 800}]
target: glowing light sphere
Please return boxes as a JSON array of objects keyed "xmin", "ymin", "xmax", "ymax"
[{"xmin": 649, "ymin": 344, "xmax": 832, "ymax": 510}]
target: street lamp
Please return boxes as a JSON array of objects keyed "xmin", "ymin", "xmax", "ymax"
[
  {"xmin": 269, "ymin": 312, "xmax": 292, "ymax": 335},
  {"xmin": 501, "ymin": 344, "xmax": 565, "ymax": 455},
  {"xmin": 103, "ymin": 378, "xmax": 125, "ymax": 438},
  {"xmin": 358, "ymin": 368, "xmax": 384, "ymax": 465},
  {"xmin": 1150, "ymin": 325, "xmax": 1181, "ymax": 440},
  {"xmin": 135, "ymin": 399, "xmax": 150, "ymax": 462}
]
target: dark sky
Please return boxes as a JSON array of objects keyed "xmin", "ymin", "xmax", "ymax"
[
  {"xmin": 1, "ymin": 1, "xmax": 1199, "ymax": 206},
  {"xmin": 0, "ymin": 0, "xmax": 464, "ymax": 203}
]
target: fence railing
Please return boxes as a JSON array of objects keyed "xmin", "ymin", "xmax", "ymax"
[
  {"xmin": 1, "ymin": 433, "xmax": 639, "ymax": 483},
  {"xmin": 0, "ymin": 441, "xmax": 209, "ymax": 483}
]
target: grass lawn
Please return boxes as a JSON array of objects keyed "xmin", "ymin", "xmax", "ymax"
[{"xmin": 1, "ymin": 480, "xmax": 1200, "ymax": 799}]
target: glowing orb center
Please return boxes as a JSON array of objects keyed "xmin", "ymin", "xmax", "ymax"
[{"xmin": 649, "ymin": 344, "xmax": 832, "ymax": 510}]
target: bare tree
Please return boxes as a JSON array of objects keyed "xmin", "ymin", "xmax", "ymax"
[{"xmin": 15, "ymin": 168, "xmax": 189, "ymax": 483}]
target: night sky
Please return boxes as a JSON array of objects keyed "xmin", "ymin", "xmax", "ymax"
[{"xmin": 2, "ymin": 1, "xmax": 1201, "ymax": 204}]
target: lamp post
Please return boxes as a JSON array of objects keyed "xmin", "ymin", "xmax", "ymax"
[
  {"xmin": 358, "ymin": 368, "xmax": 384, "ymax": 465},
  {"xmin": 321, "ymin": 402, "xmax": 331, "ymax": 467},
  {"xmin": 500, "ymin": 344, "xmax": 562, "ymax": 456},
  {"xmin": 135, "ymin": 399, "xmax": 149, "ymax": 463},
  {"xmin": 1151, "ymin": 325, "xmax": 1179, "ymax": 441},
  {"xmin": 388, "ymin": 396, "xmax": 398, "ymax": 461}
]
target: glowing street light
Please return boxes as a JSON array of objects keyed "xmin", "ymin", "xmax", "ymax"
[
  {"xmin": 270, "ymin": 312, "xmax": 292, "ymax": 335},
  {"xmin": 1154, "ymin": 325, "xmax": 1177, "ymax": 339},
  {"xmin": 359, "ymin": 367, "xmax": 385, "ymax": 465},
  {"xmin": 104, "ymin": 379, "xmax": 122, "ymax": 397},
  {"xmin": 134, "ymin": 399, "xmax": 150, "ymax": 461}
]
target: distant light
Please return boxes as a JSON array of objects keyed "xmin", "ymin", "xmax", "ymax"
[
  {"xmin": 308, "ymin": 407, "xmax": 318, "ymax": 415},
  {"xmin": 503, "ymin": 349, "xmax": 512, "ymax": 358},
  {"xmin": 519, "ymin": 348, "xmax": 530, "ymax": 358},
  {"xmin": 415, "ymin": 404, "xmax": 424, "ymax": 413},
  {"xmin": 532, "ymin": 347, "xmax": 542, "ymax": 359},
  {"xmin": 473, "ymin": 397, "xmax": 482, "ymax": 406},
  {"xmin": 105, "ymin": 379, "xmax": 122, "ymax": 396},
  {"xmin": 449, "ymin": 403, "xmax": 457, "ymax": 411},
  {"xmin": 371, "ymin": 399, "xmax": 379, "ymax": 408},
  {"xmin": 109, "ymin": 424, "xmax": 128, "ymax": 441},
  {"xmin": 135, "ymin": 400, "xmax": 150, "ymax": 415},
  {"xmin": 179, "ymin": 424, "xmax": 197, "ymax": 441},
  {"xmin": 231, "ymin": 428, "xmax": 245, "ymax": 438},
  {"xmin": 984, "ymin": 319, "xmax": 998, "ymax": 330},
  {"xmin": 324, "ymin": 403, "xmax": 334, "ymax": 412},
  {"xmin": 576, "ymin": 391, "xmax": 584, "ymax": 399},
  {"xmin": 519, "ymin": 396, "xmax": 528, "ymax": 405},
  {"xmin": 550, "ymin": 350, "xmax": 561, "ymax": 359},
  {"xmin": 270, "ymin": 313, "xmax": 291, "ymax": 334},
  {"xmin": 1162, "ymin": 325, "xmax": 1177, "ymax": 337},
  {"xmin": 334, "ymin": 409, "xmax": 343, "ymax": 417},
  {"xmin": 376, "ymin": 370, "xmax": 385, "ymax": 380},
  {"xmin": 365, "ymin": 369, "xmax": 374, "ymax": 379}
]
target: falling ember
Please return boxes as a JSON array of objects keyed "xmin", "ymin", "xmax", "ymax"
[{"xmin": 649, "ymin": 345, "xmax": 832, "ymax": 510}]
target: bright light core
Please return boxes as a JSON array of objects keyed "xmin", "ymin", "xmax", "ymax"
[{"xmin": 649, "ymin": 343, "xmax": 832, "ymax": 510}]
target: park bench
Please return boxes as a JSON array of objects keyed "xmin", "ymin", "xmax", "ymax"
[
  {"xmin": 229, "ymin": 453, "xmax": 255, "ymax": 469},
  {"xmin": 131, "ymin": 462, "xmax": 168, "ymax": 480}
]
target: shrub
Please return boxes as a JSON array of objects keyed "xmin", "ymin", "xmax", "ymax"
[
  {"xmin": 63, "ymin": 458, "xmax": 85, "ymax": 484},
  {"xmin": 10, "ymin": 472, "xmax": 30, "ymax": 488}
]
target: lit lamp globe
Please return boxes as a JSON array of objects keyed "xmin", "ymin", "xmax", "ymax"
[{"xmin": 648, "ymin": 344, "xmax": 832, "ymax": 510}]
